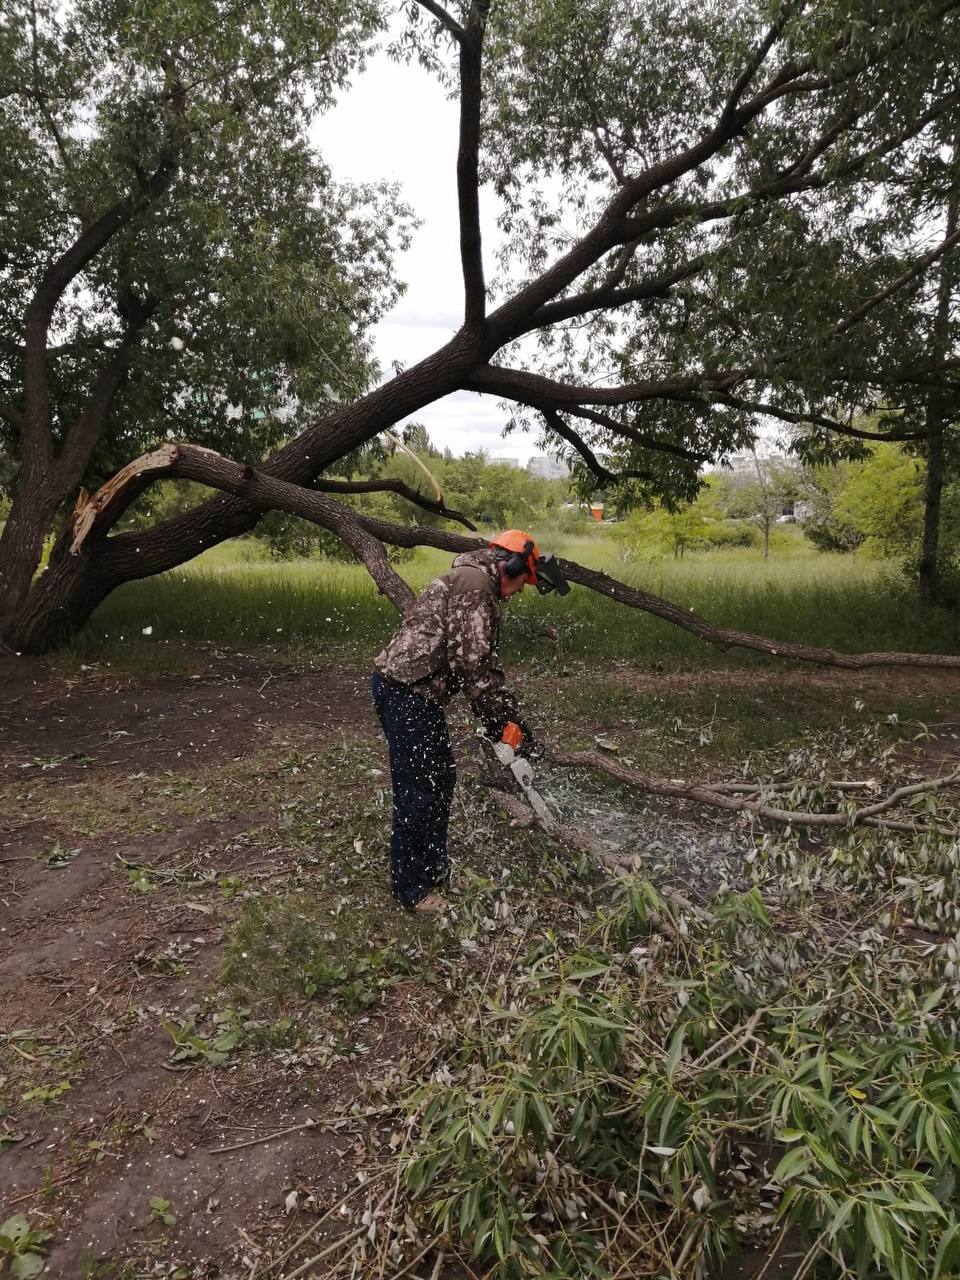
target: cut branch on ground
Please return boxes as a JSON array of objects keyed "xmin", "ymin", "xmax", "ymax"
[{"xmin": 548, "ymin": 750, "xmax": 960, "ymax": 836}]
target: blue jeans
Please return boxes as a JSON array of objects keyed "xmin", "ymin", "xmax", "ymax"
[{"xmin": 371, "ymin": 673, "xmax": 456, "ymax": 909}]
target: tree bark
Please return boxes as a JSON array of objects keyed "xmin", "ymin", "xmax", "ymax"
[
  {"xmin": 0, "ymin": 488, "xmax": 58, "ymax": 626},
  {"xmin": 919, "ymin": 404, "xmax": 946, "ymax": 605},
  {"xmin": 918, "ymin": 173, "xmax": 958, "ymax": 606}
]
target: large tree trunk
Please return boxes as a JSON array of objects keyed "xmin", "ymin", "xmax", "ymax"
[
  {"xmin": 0, "ymin": 475, "xmax": 66, "ymax": 632},
  {"xmin": 918, "ymin": 404, "xmax": 945, "ymax": 605},
  {"xmin": 919, "ymin": 171, "xmax": 958, "ymax": 607},
  {"xmin": 1, "ymin": 329, "xmax": 486, "ymax": 653}
]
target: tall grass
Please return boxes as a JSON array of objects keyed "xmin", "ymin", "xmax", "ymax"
[{"xmin": 68, "ymin": 529, "xmax": 960, "ymax": 670}]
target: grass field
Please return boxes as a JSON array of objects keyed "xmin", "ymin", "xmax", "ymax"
[{"xmin": 66, "ymin": 526, "xmax": 960, "ymax": 671}]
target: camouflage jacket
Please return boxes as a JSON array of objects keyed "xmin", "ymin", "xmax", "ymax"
[{"xmin": 374, "ymin": 549, "xmax": 521, "ymax": 735}]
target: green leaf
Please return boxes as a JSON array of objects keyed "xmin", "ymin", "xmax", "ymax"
[
  {"xmin": 13, "ymin": 1255, "xmax": 47, "ymax": 1280},
  {"xmin": 864, "ymin": 1205, "xmax": 891, "ymax": 1262},
  {"xmin": 665, "ymin": 1023, "xmax": 685, "ymax": 1081},
  {"xmin": 933, "ymin": 1220, "xmax": 960, "ymax": 1278},
  {"xmin": 0, "ymin": 1214, "xmax": 30, "ymax": 1241},
  {"xmin": 773, "ymin": 1145, "xmax": 813, "ymax": 1184},
  {"xmin": 922, "ymin": 985, "xmax": 947, "ymax": 1014}
]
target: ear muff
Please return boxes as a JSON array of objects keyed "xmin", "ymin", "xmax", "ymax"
[{"xmin": 500, "ymin": 540, "xmax": 535, "ymax": 580}]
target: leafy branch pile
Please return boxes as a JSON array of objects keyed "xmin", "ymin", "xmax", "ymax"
[{"xmin": 395, "ymin": 786, "xmax": 960, "ymax": 1278}]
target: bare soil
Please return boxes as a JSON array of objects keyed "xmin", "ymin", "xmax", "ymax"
[{"xmin": 0, "ymin": 655, "xmax": 429, "ymax": 1278}]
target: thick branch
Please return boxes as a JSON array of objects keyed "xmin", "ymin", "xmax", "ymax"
[
  {"xmin": 349, "ymin": 516, "xmax": 960, "ymax": 671},
  {"xmin": 457, "ymin": 1, "xmax": 490, "ymax": 326},
  {"xmin": 21, "ymin": 163, "xmax": 176, "ymax": 470},
  {"xmin": 700, "ymin": 393, "xmax": 925, "ymax": 442},
  {"xmin": 721, "ymin": 9, "xmax": 798, "ymax": 126},
  {"xmin": 470, "ymin": 367, "xmax": 711, "ymax": 462},
  {"xmin": 413, "ymin": 0, "xmax": 466, "ymax": 43},
  {"xmin": 464, "ymin": 363, "xmax": 744, "ymax": 409},
  {"xmin": 829, "ymin": 226, "xmax": 960, "ymax": 340},
  {"xmin": 540, "ymin": 409, "xmax": 651, "ymax": 485},
  {"xmin": 72, "ymin": 444, "xmax": 414, "ymax": 613},
  {"xmin": 485, "ymin": 54, "xmax": 821, "ymax": 339},
  {"xmin": 55, "ymin": 292, "xmax": 158, "ymax": 490},
  {"xmin": 312, "ymin": 476, "xmax": 478, "ymax": 530},
  {"xmin": 97, "ymin": 324, "xmax": 488, "ymax": 583},
  {"xmin": 516, "ymin": 256, "xmax": 707, "ymax": 337},
  {"xmin": 564, "ymin": 404, "xmax": 713, "ymax": 463}
]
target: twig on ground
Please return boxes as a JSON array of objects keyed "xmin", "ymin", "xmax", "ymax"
[
  {"xmin": 263, "ymin": 1170, "xmax": 389, "ymax": 1275},
  {"xmin": 281, "ymin": 1188, "xmax": 391, "ymax": 1280},
  {"xmin": 386, "ymin": 1236, "xmax": 444, "ymax": 1280},
  {"xmin": 690, "ymin": 1010, "xmax": 764, "ymax": 1071},
  {"xmin": 209, "ymin": 1116, "xmax": 353, "ymax": 1154},
  {"xmin": 280, "ymin": 1223, "xmax": 369, "ymax": 1280}
]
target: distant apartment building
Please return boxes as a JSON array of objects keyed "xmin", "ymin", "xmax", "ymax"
[
  {"xmin": 527, "ymin": 454, "xmax": 572, "ymax": 480},
  {"xmin": 705, "ymin": 453, "xmax": 788, "ymax": 476},
  {"xmin": 489, "ymin": 455, "xmax": 522, "ymax": 469}
]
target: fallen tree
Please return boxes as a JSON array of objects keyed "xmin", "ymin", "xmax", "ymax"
[
  {"xmin": 67, "ymin": 440, "xmax": 960, "ymax": 673},
  {"xmin": 549, "ymin": 750, "xmax": 960, "ymax": 837},
  {"xmin": 3, "ymin": 0, "xmax": 960, "ymax": 652}
]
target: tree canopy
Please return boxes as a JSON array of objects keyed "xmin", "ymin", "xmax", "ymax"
[{"xmin": 0, "ymin": 0, "xmax": 409, "ymax": 476}]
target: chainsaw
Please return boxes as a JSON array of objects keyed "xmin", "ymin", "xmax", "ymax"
[{"xmin": 493, "ymin": 722, "xmax": 559, "ymax": 832}]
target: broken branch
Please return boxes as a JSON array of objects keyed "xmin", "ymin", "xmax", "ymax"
[{"xmin": 550, "ymin": 749, "xmax": 960, "ymax": 834}]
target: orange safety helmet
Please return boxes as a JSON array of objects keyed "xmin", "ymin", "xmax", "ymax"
[{"xmin": 489, "ymin": 529, "xmax": 540, "ymax": 584}]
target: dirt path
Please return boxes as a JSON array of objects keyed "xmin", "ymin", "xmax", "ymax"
[{"xmin": 1, "ymin": 656, "xmax": 426, "ymax": 1277}]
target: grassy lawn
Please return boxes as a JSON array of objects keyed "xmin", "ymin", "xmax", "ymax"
[{"xmin": 62, "ymin": 526, "xmax": 960, "ymax": 675}]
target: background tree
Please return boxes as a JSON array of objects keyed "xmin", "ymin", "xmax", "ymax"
[
  {"xmin": 832, "ymin": 444, "xmax": 925, "ymax": 560},
  {"xmin": 3, "ymin": 0, "xmax": 960, "ymax": 658},
  {"xmin": 0, "ymin": 0, "xmax": 407, "ymax": 634},
  {"xmin": 716, "ymin": 455, "xmax": 800, "ymax": 559},
  {"xmin": 797, "ymin": 460, "xmax": 865, "ymax": 554},
  {"xmin": 797, "ymin": 444, "xmax": 960, "ymax": 594}
]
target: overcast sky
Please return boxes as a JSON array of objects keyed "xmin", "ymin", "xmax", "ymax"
[{"xmin": 312, "ymin": 50, "xmax": 537, "ymax": 462}]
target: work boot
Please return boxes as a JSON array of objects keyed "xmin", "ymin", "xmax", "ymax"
[{"xmin": 413, "ymin": 891, "xmax": 449, "ymax": 916}]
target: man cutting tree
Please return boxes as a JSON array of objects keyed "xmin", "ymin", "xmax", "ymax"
[{"xmin": 372, "ymin": 531, "xmax": 570, "ymax": 915}]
